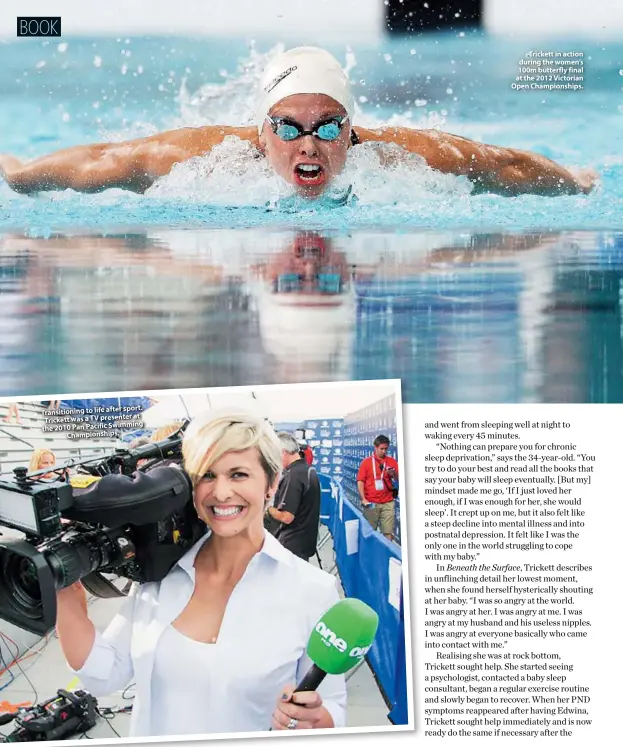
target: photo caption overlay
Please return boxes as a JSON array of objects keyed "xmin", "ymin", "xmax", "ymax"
[
  {"xmin": 512, "ymin": 50, "xmax": 584, "ymax": 92},
  {"xmin": 42, "ymin": 405, "xmax": 143, "ymax": 439},
  {"xmin": 412, "ymin": 407, "xmax": 617, "ymax": 740}
]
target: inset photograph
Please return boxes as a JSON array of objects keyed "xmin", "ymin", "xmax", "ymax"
[{"xmin": 0, "ymin": 381, "xmax": 411, "ymax": 739}]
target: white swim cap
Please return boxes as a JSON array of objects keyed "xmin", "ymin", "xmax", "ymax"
[
  {"xmin": 255, "ymin": 47, "xmax": 355, "ymax": 135},
  {"xmin": 253, "ymin": 281, "xmax": 354, "ymax": 379}
]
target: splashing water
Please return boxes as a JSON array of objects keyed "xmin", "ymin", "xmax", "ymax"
[
  {"xmin": 175, "ymin": 42, "xmax": 283, "ymax": 128},
  {"xmin": 146, "ymin": 136, "xmax": 288, "ymax": 205},
  {"xmin": 1, "ymin": 35, "xmax": 621, "ymax": 230},
  {"xmin": 332, "ymin": 142, "xmax": 472, "ymax": 204},
  {"xmin": 146, "ymin": 134, "xmax": 471, "ymax": 211}
]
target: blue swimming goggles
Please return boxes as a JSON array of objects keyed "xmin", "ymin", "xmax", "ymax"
[
  {"xmin": 266, "ymin": 115, "xmax": 349, "ymax": 142},
  {"xmin": 274, "ymin": 271, "xmax": 343, "ymax": 294}
]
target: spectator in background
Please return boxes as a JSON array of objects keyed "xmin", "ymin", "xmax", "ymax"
[
  {"xmin": 150, "ymin": 422, "xmax": 184, "ymax": 441},
  {"xmin": 29, "ymin": 448, "xmax": 58, "ymax": 479},
  {"xmin": 40, "ymin": 399, "xmax": 61, "ymax": 412},
  {"xmin": 42, "ymin": 399, "xmax": 62, "ymax": 411},
  {"xmin": 266, "ymin": 432, "xmax": 321, "ymax": 562},
  {"xmin": 357, "ymin": 434, "xmax": 399, "ymax": 541},
  {"xmin": 3, "ymin": 402, "xmax": 22, "ymax": 425},
  {"xmin": 299, "ymin": 439, "xmax": 314, "ymax": 466}
]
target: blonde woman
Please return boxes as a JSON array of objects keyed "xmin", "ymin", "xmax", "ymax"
[
  {"xmin": 56, "ymin": 410, "xmax": 346, "ymax": 737},
  {"xmin": 28, "ymin": 448, "xmax": 57, "ymax": 479}
]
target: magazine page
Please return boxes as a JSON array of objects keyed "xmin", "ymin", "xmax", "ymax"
[{"xmin": 1, "ymin": 0, "xmax": 622, "ymax": 745}]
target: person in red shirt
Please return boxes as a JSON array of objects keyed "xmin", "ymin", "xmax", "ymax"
[
  {"xmin": 356, "ymin": 434, "xmax": 399, "ymax": 540},
  {"xmin": 300, "ymin": 441, "xmax": 314, "ymax": 466}
]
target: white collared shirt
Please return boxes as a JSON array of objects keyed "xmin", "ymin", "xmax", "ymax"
[{"xmin": 74, "ymin": 531, "xmax": 347, "ymax": 737}]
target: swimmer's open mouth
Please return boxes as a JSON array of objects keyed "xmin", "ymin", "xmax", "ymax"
[{"xmin": 294, "ymin": 163, "xmax": 325, "ymax": 187}]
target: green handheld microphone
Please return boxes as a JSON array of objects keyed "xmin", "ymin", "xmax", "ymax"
[{"xmin": 295, "ymin": 597, "xmax": 379, "ymax": 692}]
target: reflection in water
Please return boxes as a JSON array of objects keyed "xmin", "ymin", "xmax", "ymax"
[{"xmin": 0, "ymin": 230, "xmax": 622, "ymax": 402}]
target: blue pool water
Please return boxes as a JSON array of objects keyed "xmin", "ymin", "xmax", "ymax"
[
  {"xmin": 1, "ymin": 228, "xmax": 622, "ymax": 402},
  {"xmin": 0, "ymin": 33, "xmax": 622, "ymax": 231},
  {"xmin": 1, "ymin": 34, "xmax": 622, "ymax": 402}
]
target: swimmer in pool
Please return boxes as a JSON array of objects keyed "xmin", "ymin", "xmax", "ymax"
[{"xmin": 0, "ymin": 47, "xmax": 596, "ymax": 198}]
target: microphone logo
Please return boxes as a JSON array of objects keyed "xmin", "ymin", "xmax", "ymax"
[
  {"xmin": 349, "ymin": 644, "xmax": 371, "ymax": 658},
  {"xmin": 314, "ymin": 621, "xmax": 371, "ymax": 658},
  {"xmin": 315, "ymin": 620, "xmax": 347, "ymax": 652}
]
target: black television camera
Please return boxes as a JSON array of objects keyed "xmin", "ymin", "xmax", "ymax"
[{"xmin": 0, "ymin": 427, "xmax": 204, "ymax": 636}]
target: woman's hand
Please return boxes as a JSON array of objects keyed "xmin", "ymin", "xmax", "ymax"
[
  {"xmin": 271, "ymin": 684, "xmax": 332, "ymax": 730},
  {"xmin": 0, "ymin": 155, "xmax": 25, "ymax": 191},
  {"xmin": 57, "ymin": 581, "xmax": 88, "ymax": 614},
  {"xmin": 567, "ymin": 167, "xmax": 598, "ymax": 194}
]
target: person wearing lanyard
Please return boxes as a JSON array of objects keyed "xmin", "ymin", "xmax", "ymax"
[{"xmin": 356, "ymin": 435, "xmax": 399, "ymax": 541}]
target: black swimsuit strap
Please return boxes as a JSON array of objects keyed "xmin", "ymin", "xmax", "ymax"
[{"xmin": 350, "ymin": 128, "xmax": 360, "ymax": 146}]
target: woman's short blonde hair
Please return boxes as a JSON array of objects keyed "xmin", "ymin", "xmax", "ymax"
[
  {"xmin": 182, "ymin": 410, "xmax": 282, "ymax": 489},
  {"xmin": 28, "ymin": 448, "xmax": 55, "ymax": 473},
  {"xmin": 151, "ymin": 422, "xmax": 184, "ymax": 442}
]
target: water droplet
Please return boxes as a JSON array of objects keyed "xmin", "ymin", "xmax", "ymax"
[
  {"xmin": 57, "ymin": 42, "xmax": 68, "ymax": 53},
  {"xmin": 93, "ymin": 56, "xmax": 102, "ymax": 68}
]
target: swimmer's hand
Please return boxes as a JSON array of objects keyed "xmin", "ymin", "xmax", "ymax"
[
  {"xmin": 566, "ymin": 167, "xmax": 598, "ymax": 194},
  {"xmin": 0, "ymin": 154, "xmax": 25, "ymax": 189}
]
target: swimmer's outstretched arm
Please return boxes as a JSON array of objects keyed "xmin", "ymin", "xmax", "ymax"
[
  {"xmin": 355, "ymin": 127, "xmax": 596, "ymax": 196},
  {"xmin": 0, "ymin": 126, "xmax": 256, "ymax": 194}
]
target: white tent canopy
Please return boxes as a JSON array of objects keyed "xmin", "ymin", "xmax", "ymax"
[{"xmin": 141, "ymin": 381, "xmax": 398, "ymax": 427}]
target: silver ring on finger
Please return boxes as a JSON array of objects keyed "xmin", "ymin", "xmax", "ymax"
[{"xmin": 287, "ymin": 718, "xmax": 299, "ymax": 730}]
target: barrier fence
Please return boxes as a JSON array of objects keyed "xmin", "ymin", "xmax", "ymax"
[
  {"xmin": 318, "ymin": 474, "xmax": 408, "ymax": 725},
  {"xmin": 305, "ymin": 393, "xmax": 401, "ymax": 545}
]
